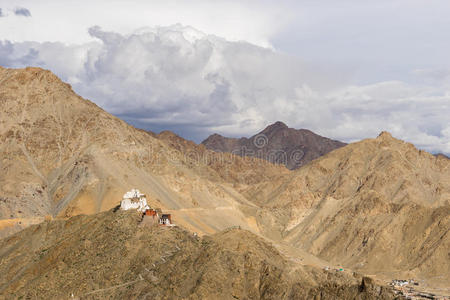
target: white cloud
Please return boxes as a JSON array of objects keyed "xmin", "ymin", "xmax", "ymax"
[
  {"xmin": 0, "ymin": 25, "xmax": 449, "ymax": 154},
  {"xmin": 0, "ymin": 0, "xmax": 290, "ymax": 47}
]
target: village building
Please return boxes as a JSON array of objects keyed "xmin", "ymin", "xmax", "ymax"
[{"xmin": 159, "ymin": 214, "xmax": 172, "ymax": 225}]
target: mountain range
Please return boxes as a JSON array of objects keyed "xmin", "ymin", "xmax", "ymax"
[{"xmin": 0, "ymin": 66, "xmax": 449, "ymax": 298}]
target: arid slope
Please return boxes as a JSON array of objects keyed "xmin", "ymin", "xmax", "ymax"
[
  {"xmin": 0, "ymin": 209, "xmax": 397, "ymax": 299},
  {"xmin": 246, "ymin": 132, "xmax": 450, "ymax": 280},
  {"xmin": 0, "ymin": 66, "xmax": 287, "ymax": 236},
  {"xmin": 1, "ymin": 67, "xmax": 449, "ymax": 293}
]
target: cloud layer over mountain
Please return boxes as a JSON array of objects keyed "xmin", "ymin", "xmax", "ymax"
[{"xmin": 0, "ymin": 25, "xmax": 449, "ymax": 154}]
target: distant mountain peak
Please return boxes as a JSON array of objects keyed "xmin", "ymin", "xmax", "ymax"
[
  {"xmin": 377, "ymin": 131, "xmax": 394, "ymax": 140},
  {"xmin": 435, "ymin": 153, "xmax": 450, "ymax": 159},
  {"xmin": 269, "ymin": 121, "xmax": 288, "ymax": 129},
  {"xmin": 202, "ymin": 122, "xmax": 346, "ymax": 169},
  {"xmin": 208, "ymin": 133, "xmax": 225, "ymax": 138},
  {"xmin": 260, "ymin": 121, "xmax": 289, "ymax": 135}
]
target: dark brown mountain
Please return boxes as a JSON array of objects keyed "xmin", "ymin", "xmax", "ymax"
[{"xmin": 201, "ymin": 121, "xmax": 346, "ymax": 169}]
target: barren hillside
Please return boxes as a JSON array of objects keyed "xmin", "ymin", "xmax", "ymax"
[
  {"xmin": 246, "ymin": 131, "xmax": 450, "ymax": 282},
  {"xmin": 1, "ymin": 67, "xmax": 449, "ymax": 296},
  {"xmin": 0, "ymin": 209, "xmax": 398, "ymax": 299},
  {"xmin": 0, "ymin": 66, "xmax": 287, "ymax": 237}
]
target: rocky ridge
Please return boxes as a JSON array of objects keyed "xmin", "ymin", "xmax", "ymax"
[
  {"xmin": 0, "ymin": 209, "xmax": 399, "ymax": 299},
  {"xmin": 245, "ymin": 131, "xmax": 450, "ymax": 284}
]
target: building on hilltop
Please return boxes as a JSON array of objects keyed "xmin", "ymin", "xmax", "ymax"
[
  {"xmin": 159, "ymin": 214, "xmax": 172, "ymax": 225},
  {"xmin": 120, "ymin": 189, "xmax": 174, "ymax": 226},
  {"xmin": 120, "ymin": 189, "xmax": 150, "ymax": 212},
  {"xmin": 145, "ymin": 209, "xmax": 157, "ymax": 217}
]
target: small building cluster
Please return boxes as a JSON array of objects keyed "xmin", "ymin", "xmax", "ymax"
[
  {"xmin": 120, "ymin": 189, "xmax": 173, "ymax": 226},
  {"xmin": 390, "ymin": 279, "xmax": 409, "ymax": 287},
  {"xmin": 388, "ymin": 279, "xmax": 441, "ymax": 300},
  {"xmin": 390, "ymin": 279, "xmax": 419, "ymax": 287}
]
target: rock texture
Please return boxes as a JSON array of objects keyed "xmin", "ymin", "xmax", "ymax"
[
  {"xmin": 202, "ymin": 121, "xmax": 346, "ymax": 169},
  {"xmin": 0, "ymin": 66, "xmax": 288, "ymax": 237},
  {"xmin": 246, "ymin": 131, "xmax": 450, "ymax": 285},
  {"xmin": 435, "ymin": 153, "xmax": 449, "ymax": 160},
  {"xmin": 0, "ymin": 209, "xmax": 398, "ymax": 299},
  {"xmin": 1, "ymin": 67, "xmax": 449, "ymax": 296}
]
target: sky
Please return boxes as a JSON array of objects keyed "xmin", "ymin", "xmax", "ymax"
[{"xmin": 1, "ymin": 0, "xmax": 449, "ymax": 154}]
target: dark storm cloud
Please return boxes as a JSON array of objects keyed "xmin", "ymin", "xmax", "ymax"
[{"xmin": 14, "ymin": 7, "xmax": 31, "ymax": 17}]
